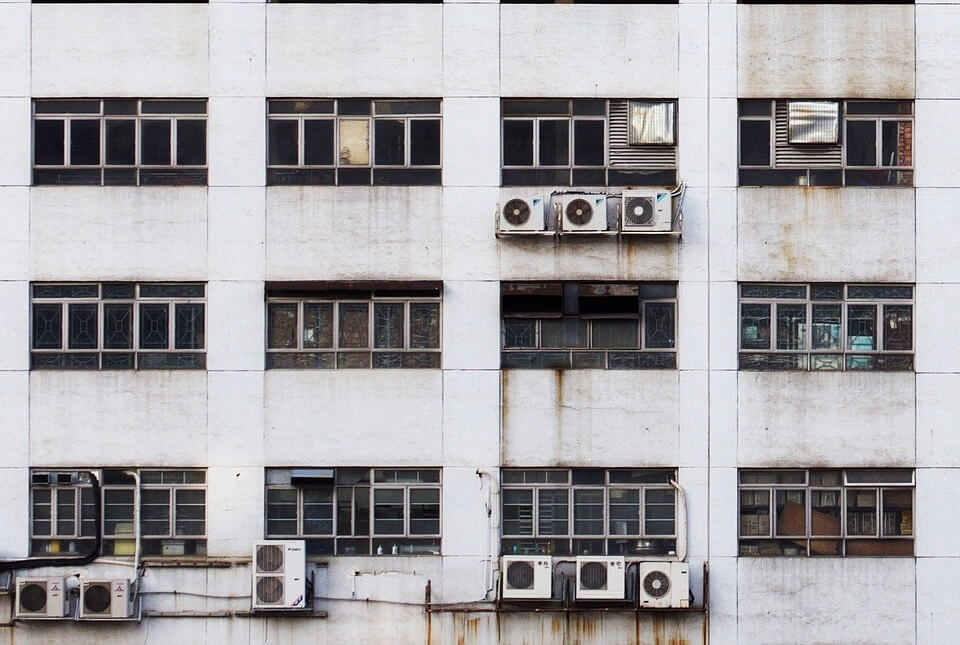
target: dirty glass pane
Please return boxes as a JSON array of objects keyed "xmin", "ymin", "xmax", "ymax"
[
  {"xmin": 881, "ymin": 489, "xmax": 912, "ymax": 537},
  {"xmin": 847, "ymin": 489, "xmax": 878, "ymax": 536},
  {"xmin": 338, "ymin": 303, "xmax": 369, "ymax": 349},
  {"xmin": 644, "ymin": 302, "xmax": 675, "ymax": 349},
  {"xmin": 538, "ymin": 489, "xmax": 569, "ymax": 535},
  {"xmin": 847, "ymin": 470, "xmax": 913, "ymax": 485},
  {"xmin": 140, "ymin": 489, "xmax": 171, "ymax": 536},
  {"xmin": 174, "ymin": 489, "xmax": 205, "ymax": 536},
  {"xmin": 265, "ymin": 488, "xmax": 297, "ymax": 536},
  {"xmin": 103, "ymin": 489, "xmax": 134, "ymax": 537},
  {"xmin": 739, "ymin": 120, "xmax": 770, "ymax": 166},
  {"xmin": 810, "ymin": 490, "xmax": 842, "ymax": 537},
  {"xmin": 103, "ymin": 303, "xmax": 132, "ymax": 350},
  {"xmin": 776, "ymin": 304, "xmax": 806, "ymax": 350},
  {"xmin": 574, "ymin": 120, "xmax": 604, "ymax": 166},
  {"xmin": 374, "ymin": 119, "xmax": 405, "ymax": 166},
  {"xmin": 372, "ymin": 489, "xmax": 404, "ymax": 535},
  {"xmin": 409, "ymin": 489, "xmax": 440, "ymax": 535},
  {"xmin": 176, "ymin": 120, "xmax": 206, "ymax": 166},
  {"xmin": 268, "ymin": 120, "xmax": 298, "ymax": 166},
  {"xmin": 303, "ymin": 303, "xmax": 333, "ymax": 348},
  {"xmin": 775, "ymin": 490, "xmax": 806, "ymax": 537},
  {"xmin": 502, "ymin": 489, "xmax": 533, "ymax": 536},
  {"xmin": 573, "ymin": 489, "xmax": 603, "ymax": 535},
  {"xmin": 846, "ymin": 121, "xmax": 876, "ymax": 166},
  {"xmin": 68, "ymin": 303, "xmax": 98, "ymax": 350},
  {"xmin": 374, "ymin": 303, "xmax": 404, "ymax": 349},
  {"xmin": 32, "ymin": 303, "xmax": 63, "ymax": 349},
  {"xmin": 883, "ymin": 305, "xmax": 912, "ymax": 351},
  {"xmin": 139, "ymin": 304, "xmax": 169, "ymax": 350},
  {"xmin": 303, "ymin": 487, "xmax": 334, "ymax": 535},
  {"xmin": 409, "ymin": 303, "xmax": 440, "ymax": 349},
  {"xmin": 809, "ymin": 470, "xmax": 842, "ymax": 487},
  {"xmin": 410, "ymin": 119, "xmax": 441, "ymax": 166},
  {"xmin": 175, "ymin": 303, "xmax": 204, "ymax": 349},
  {"xmin": 538, "ymin": 120, "xmax": 569, "ymax": 166},
  {"xmin": 881, "ymin": 121, "xmax": 911, "ymax": 167},
  {"xmin": 847, "ymin": 285, "xmax": 912, "ymax": 300},
  {"xmin": 541, "ymin": 318, "xmax": 588, "ymax": 348},
  {"xmin": 740, "ymin": 304, "xmax": 771, "ymax": 350},
  {"xmin": 267, "ymin": 303, "xmax": 298, "ymax": 349},
  {"xmin": 741, "ymin": 471, "xmax": 805, "ymax": 485},
  {"xmin": 608, "ymin": 489, "xmax": 639, "ymax": 535},
  {"xmin": 70, "ymin": 120, "xmax": 100, "ymax": 165},
  {"xmin": 846, "ymin": 305, "xmax": 877, "ymax": 351},
  {"xmin": 304, "ymin": 119, "xmax": 335, "ymax": 165},
  {"xmin": 34, "ymin": 120, "xmax": 65, "ymax": 165},
  {"xmin": 33, "ymin": 489, "xmax": 52, "ymax": 536},
  {"xmin": 644, "ymin": 489, "xmax": 675, "ymax": 536},
  {"xmin": 56, "ymin": 489, "xmax": 76, "ymax": 536},
  {"xmin": 787, "ymin": 101, "xmax": 839, "ymax": 144},
  {"xmin": 811, "ymin": 304, "xmax": 841, "ymax": 350},
  {"xmin": 140, "ymin": 120, "xmax": 171, "ymax": 165},
  {"xmin": 503, "ymin": 120, "xmax": 534, "ymax": 166},
  {"xmin": 740, "ymin": 285, "xmax": 806, "ymax": 299},
  {"xmin": 592, "ymin": 320, "xmax": 639, "ymax": 349},
  {"xmin": 503, "ymin": 320, "xmax": 536, "ymax": 349},
  {"xmin": 105, "ymin": 120, "xmax": 136, "ymax": 165},
  {"xmin": 739, "ymin": 489, "xmax": 770, "ymax": 537},
  {"xmin": 629, "ymin": 101, "xmax": 675, "ymax": 145},
  {"xmin": 339, "ymin": 119, "xmax": 370, "ymax": 166}
]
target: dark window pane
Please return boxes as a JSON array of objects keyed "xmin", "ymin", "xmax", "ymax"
[
  {"xmin": 739, "ymin": 100, "xmax": 772, "ymax": 117},
  {"xmin": 409, "ymin": 303, "xmax": 440, "ymax": 349},
  {"xmin": 373, "ymin": 488, "xmax": 404, "ymax": 535},
  {"xmin": 573, "ymin": 489, "xmax": 604, "ymax": 535},
  {"xmin": 572, "ymin": 99, "xmax": 606, "ymax": 116},
  {"xmin": 644, "ymin": 302, "xmax": 675, "ymax": 349},
  {"xmin": 176, "ymin": 120, "xmax": 206, "ymax": 165},
  {"xmin": 139, "ymin": 284, "xmax": 204, "ymax": 298},
  {"xmin": 740, "ymin": 120, "xmax": 770, "ymax": 166},
  {"xmin": 539, "ymin": 120, "xmax": 569, "ymax": 166},
  {"xmin": 847, "ymin": 101, "xmax": 913, "ymax": 116},
  {"xmin": 103, "ymin": 303, "xmax": 133, "ymax": 350},
  {"xmin": 410, "ymin": 120, "xmax": 441, "ymax": 166},
  {"xmin": 374, "ymin": 119, "xmax": 405, "ymax": 166},
  {"xmin": 141, "ymin": 120, "xmax": 171, "ymax": 165},
  {"xmin": 268, "ymin": 120, "xmax": 298, "ymax": 166},
  {"xmin": 846, "ymin": 121, "xmax": 876, "ymax": 166},
  {"xmin": 374, "ymin": 303, "xmax": 404, "ymax": 349},
  {"xmin": 374, "ymin": 100, "xmax": 440, "ymax": 115},
  {"xmin": 502, "ymin": 100, "xmax": 569, "ymax": 116},
  {"xmin": 70, "ymin": 120, "xmax": 100, "ymax": 165},
  {"xmin": 175, "ymin": 303, "xmax": 204, "ymax": 350},
  {"xmin": 812, "ymin": 304, "xmax": 842, "ymax": 351},
  {"xmin": 741, "ymin": 303, "xmax": 771, "ymax": 350},
  {"xmin": 35, "ymin": 100, "xmax": 100, "ymax": 114},
  {"xmin": 847, "ymin": 305, "xmax": 877, "ymax": 351},
  {"xmin": 304, "ymin": 120, "xmax": 335, "ymax": 166},
  {"xmin": 141, "ymin": 100, "xmax": 206, "ymax": 115},
  {"xmin": 881, "ymin": 121, "xmax": 911, "ymax": 167},
  {"xmin": 34, "ymin": 120, "xmax": 65, "ymax": 165},
  {"xmin": 32, "ymin": 304, "xmax": 62, "ymax": 349},
  {"xmin": 883, "ymin": 305, "xmax": 912, "ymax": 351},
  {"xmin": 592, "ymin": 320, "xmax": 639, "ymax": 349},
  {"xmin": 268, "ymin": 303, "xmax": 298, "ymax": 349},
  {"xmin": 140, "ymin": 489, "xmax": 171, "ymax": 536},
  {"xmin": 409, "ymin": 489, "xmax": 440, "ymax": 535},
  {"xmin": 503, "ymin": 120, "xmax": 534, "ymax": 166},
  {"xmin": 266, "ymin": 488, "xmax": 298, "ymax": 536},
  {"xmin": 776, "ymin": 304, "xmax": 806, "ymax": 350},
  {"xmin": 537, "ymin": 489, "xmax": 569, "ymax": 535},
  {"xmin": 302, "ymin": 487, "xmax": 334, "ymax": 535},
  {"xmin": 574, "ymin": 120, "xmax": 605, "ymax": 166},
  {"xmin": 105, "ymin": 120, "xmax": 136, "ymax": 165},
  {"xmin": 303, "ymin": 303, "xmax": 334, "ymax": 348},
  {"xmin": 174, "ymin": 489, "xmax": 205, "ymax": 536},
  {"xmin": 541, "ymin": 319, "xmax": 588, "ymax": 349},
  {"xmin": 338, "ymin": 303, "xmax": 369, "ymax": 349},
  {"xmin": 339, "ymin": 100, "xmax": 372, "ymax": 116},
  {"xmin": 269, "ymin": 100, "xmax": 334, "ymax": 115},
  {"xmin": 68, "ymin": 304, "xmax": 98, "ymax": 350},
  {"xmin": 103, "ymin": 100, "xmax": 137, "ymax": 115},
  {"xmin": 139, "ymin": 303, "xmax": 170, "ymax": 350}
]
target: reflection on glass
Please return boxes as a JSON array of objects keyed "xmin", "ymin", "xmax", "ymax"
[
  {"xmin": 812, "ymin": 304, "xmax": 841, "ymax": 350},
  {"xmin": 776, "ymin": 304, "xmax": 806, "ymax": 350},
  {"xmin": 846, "ymin": 305, "xmax": 877, "ymax": 351},
  {"xmin": 846, "ymin": 489, "xmax": 877, "ymax": 536},
  {"xmin": 741, "ymin": 304, "xmax": 771, "ymax": 349},
  {"xmin": 339, "ymin": 119, "xmax": 370, "ymax": 165}
]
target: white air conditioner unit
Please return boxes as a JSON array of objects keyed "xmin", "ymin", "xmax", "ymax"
[
  {"xmin": 621, "ymin": 189, "xmax": 673, "ymax": 233},
  {"xmin": 78, "ymin": 578, "xmax": 135, "ymax": 619},
  {"xmin": 501, "ymin": 555, "xmax": 552, "ymax": 600},
  {"xmin": 560, "ymin": 194, "xmax": 608, "ymax": 233},
  {"xmin": 252, "ymin": 540, "xmax": 307, "ymax": 610},
  {"xmin": 637, "ymin": 561, "xmax": 689, "ymax": 609},
  {"xmin": 575, "ymin": 556, "xmax": 625, "ymax": 600},
  {"xmin": 15, "ymin": 577, "xmax": 69, "ymax": 618},
  {"xmin": 498, "ymin": 195, "xmax": 547, "ymax": 233}
]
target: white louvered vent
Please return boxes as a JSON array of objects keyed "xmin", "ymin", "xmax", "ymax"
[
  {"xmin": 608, "ymin": 101, "xmax": 677, "ymax": 169},
  {"xmin": 774, "ymin": 101, "xmax": 842, "ymax": 168}
]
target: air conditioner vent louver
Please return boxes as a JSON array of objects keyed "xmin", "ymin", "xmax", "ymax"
[
  {"xmin": 503, "ymin": 199, "xmax": 532, "ymax": 227},
  {"xmin": 19, "ymin": 583, "xmax": 48, "ymax": 613},
  {"xmin": 642, "ymin": 569, "xmax": 671, "ymax": 598},
  {"xmin": 579, "ymin": 562, "xmax": 608, "ymax": 590},
  {"xmin": 506, "ymin": 560, "xmax": 535, "ymax": 589},
  {"xmin": 257, "ymin": 544, "xmax": 284, "ymax": 572},
  {"xmin": 565, "ymin": 199, "xmax": 594, "ymax": 226},
  {"xmin": 83, "ymin": 583, "xmax": 112, "ymax": 614}
]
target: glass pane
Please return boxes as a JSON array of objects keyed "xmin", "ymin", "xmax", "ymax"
[
  {"xmin": 847, "ymin": 305, "xmax": 877, "ymax": 351},
  {"xmin": 574, "ymin": 120, "xmax": 604, "ymax": 166},
  {"xmin": 538, "ymin": 120, "xmax": 569, "ymax": 166},
  {"xmin": 502, "ymin": 489, "xmax": 533, "ymax": 536},
  {"xmin": 33, "ymin": 489, "xmax": 52, "ymax": 536},
  {"xmin": 373, "ymin": 489, "xmax": 404, "ymax": 535},
  {"xmin": 140, "ymin": 120, "xmax": 172, "ymax": 165},
  {"xmin": 608, "ymin": 488, "xmax": 639, "ymax": 536},
  {"xmin": 573, "ymin": 489, "xmax": 603, "ymax": 535},
  {"xmin": 739, "ymin": 489, "xmax": 770, "ymax": 536},
  {"xmin": 303, "ymin": 303, "xmax": 334, "ymax": 348},
  {"xmin": 409, "ymin": 303, "xmax": 440, "ymax": 349},
  {"xmin": 503, "ymin": 319, "xmax": 536, "ymax": 349},
  {"xmin": 644, "ymin": 489, "xmax": 675, "ymax": 536},
  {"xmin": 140, "ymin": 284, "xmax": 204, "ymax": 298},
  {"xmin": 32, "ymin": 303, "xmax": 63, "ymax": 349},
  {"xmin": 537, "ymin": 489, "xmax": 569, "ymax": 536},
  {"xmin": 176, "ymin": 120, "xmax": 206, "ymax": 165},
  {"xmin": 410, "ymin": 119, "xmax": 441, "ymax": 166},
  {"xmin": 846, "ymin": 121, "xmax": 877, "ymax": 166},
  {"xmin": 812, "ymin": 304, "xmax": 841, "ymax": 350},
  {"xmin": 883, "ymin": 305, "xmax": 912, "ymax": 351},
  {"xmin": 503, "ymin": 120, "xmax": 534, "ymax": 166},
  {"xmin": 592, "ymin": 320, "xmax": 639, "ymax": 349},
  {"xmin": 541, "ymin": 318, "xmax": 588, "ymax": 349},
  {"xmin": 374, "ymin": 100, "xmax": 439, "ymax": 115},
  {"xmin": 175, "ymin": 489, "xmax": 205, "ymax": 536},
  {"xmin": 336, "ymin": 487, "xmax": 354, "ymax": 536},
  {"xmin": 847, "ymin": 469, "xmax": 913, "ymax": 484},
  {"xmin": 103, "ymin": 489, "xmax": 135, "ymax": 536},
  {"xmin": 268, "ymin": 120, "xmax": 298, "ymax": 166},
  {"xmin": 847, "ymin": 489, "xmax": 878, "ymax": 536},
  {"xmin": 629, "ymin": 101, "xmax": 675, "ymax": 145},
  {"xmin": 739, "ymin": 120, "xmax": 770, "ymax": 166},
  {"xmin": 775, "ymin": 489, "xmax": 806, "ymax": 537},
  {"xmin": 267, "ymin": 303, "xmax": 298, "ymax": 349},
  {"xmin": 105, "ymin": 120, "xmax": 136, "ymax": 165},
  {"xmin": 304, "ymin": 119, "xmax": 335, "ymax": 165},
  {"xmin": 303, "ymin": 487, "xmax": 334, "ymax": 535},
  {"xmin": 374, "ymin": 119, "xmax": 405, "ymax": 166},
  {"xmin": 338, "ymin": 303, "xmax": 369, "ymax": 349},
  {"xmin": 787, "ymin": 101, "xmax": 839, "ymax": 144},
  {"xmin": 68, "ymin": 303, "xmax": 98, "ymax": 350},
  {"xmin": 881, "ymin": 121, "xmax": 911, "ymax": 167},
  {"xmin": 810, "ymin": 490, "xmax": 842, "ymax": 536},
  {"xmin": 140, "ymin": 489, "xmax": 171, "ymax": 536},
  {"xmin": 34, "ymin": 120, "xmax": 65, "ymax": 165},
  {"xmin": 70, "ymin": 120, "xmax": 100, "ymax": 165},
  {"xmin": 55, "ymin": 489, "xmax": 76, "ymax": 536},
  {"xmin": 374, "ymin": 303, "xmax": 404, "ymax": 349},
  {"xmin": 174, "ymin": 303, "xmax": 204, "ymax": 350},
  {"xmin": 339, "ymin": 119, "xmax": 370, "ymax": 166},
  {"xmin": 409, "ymin": 488, "xmax": 440, "ymax": 535},
  {"xmin": 741, "ymin": 304, "xmax": 771, "ymax": 350},
  {"xmin": 776, "ymin": 304, "xmax": 806, "ymax": 350},
  {"xmin": 644, "ymin": 302, "xmax": 675, "ymax": 349},
  {"xmin": 740, "ymin": 470, "xmax": 805, "ymax": 485},
  {"xmin": 882, "ymin": 489, "xmax": 912, "ymax": 537},
  {"xmin": 139, "ymin": 304, "xmax": 170, "ymax": 350},
  {"xmin": 266, "ymin": 488, "xmax": 298, "ymax": 536}
]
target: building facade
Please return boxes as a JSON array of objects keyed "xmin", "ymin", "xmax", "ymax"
[{"xmin": 0, "ymin": 0, "xmax": 954, "ymax": 643}]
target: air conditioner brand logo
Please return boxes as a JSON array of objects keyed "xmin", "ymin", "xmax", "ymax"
[
  {"xmin": 51, "ymin": 582, "xmax": 61, "ymax": 591},
  {"xmin": 291, "ymin": 594, "xmax": 303, "ymax": 607},
  {"xmin": 114, "ymin": 582, "xmax": 126, "ymax": 592},
  {"xmin": 656, "ymin": 193, "xmax": 666, "ymax": 203}
]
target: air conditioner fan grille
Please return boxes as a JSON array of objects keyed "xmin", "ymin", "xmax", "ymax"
[
  {"xmin": 83, "ymin": 583, "xmax": 112, "ymax": 614},
  {"xmin": 625, "ymin": 197, "xmax": 656, "ymax": 226},
  {"xmin": 643, "ymin": 570, "xmax": 671, "ymax": 598},
  {"xmin": 257, "ymin": 545, "xmax": 284, "ymax": 573},
  {"xmin": 19, "ymin": 583, "xmax": 48, "ymax": 613},
  {"xmin": 257, "ymin": 576, "xmax": 285, "ymax": 604},
  {"xmin": 503, "ymin": 199, "xmax": 532, "ymax": 227},
  {"xmin": 579, "ymin": 562, "xmax": 608, "ymax": 590},
  {"xmin": 506, "ymin": 561, "xmax": 536, "ymax": 589},
  {"xmin": 565, "ymin": 199, "xmax": 594, "ymax": 226}
]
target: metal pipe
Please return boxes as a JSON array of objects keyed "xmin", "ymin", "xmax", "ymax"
[{"xmin": 670, "ymin": 479, "xmax": 688, "ymax": 562}]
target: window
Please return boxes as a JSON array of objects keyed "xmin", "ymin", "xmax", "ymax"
[
  {"xmin": 738, "ymin": 283, "xmax": 913, "ymax": 371},
  {"xmin": 501, "ymin": 99, "xmax": 678, "ymax": 187},
  {"xmin": 265, "ymin": 282, "xmax": 441, "ymax": 369},
  {"xmin": 501, "ymin": 469, "xmax": 678, "ymax": 557},
  {"xmin": 738, "ymin": 100, "xmax": 912, "ymax": 187},
  {"xmin": 739, "ymin": 469, "xmax": 913, "ymax": 557},
  {"xmin": 266, "ymin": 99, "xmax": 441, "ymax": 186},
  {"xmin": 31, "ymin": 282, "xmax": 206, "ymax": 370},
  {"xmin": 30, "ymin": 469, "xmax": 206, "ymax": 558},
  {"xmin": 33, "ymin": 99, "xmax": 207, "ymax": 186},
  {"xmin": 501, "ymin": 282, "xmax": 676, "ymax": 369},
  {"xmin": 265, "ymin": 468, "xmax": 441, "ymax": 556}
]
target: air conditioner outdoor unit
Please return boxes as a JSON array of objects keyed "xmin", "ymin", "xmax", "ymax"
[
  {"xmin": 575, "ymin": 556, "xmax": 626, "ymax": 600},
  {"xmin": 637, "ymin": 561, "xmax": 689, "ymax": 609},
  {"xmin": 78, "ymin": 578, "xmax": 135, "ymax": 619},
  {"xmin": 498, "ymin": 195, "xmax": 547, "ymax": 233},
  {"xmin": 15, "ymin": 577, "xmax": 69, "ymax": 618},
  {"xmin": 621, "ymin": 189, "xmax": 673, "ymax": 233},
  {"xmin": 501, "ymin": 555, "xmax": 552, "ymax": 600},
  {"xmin": 252, "ymin": 540, "xmax": 307, "ymax": 610},
  {"xmin": 560, "ymin": 194, "xmax": 608, "ymax": 233}
]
